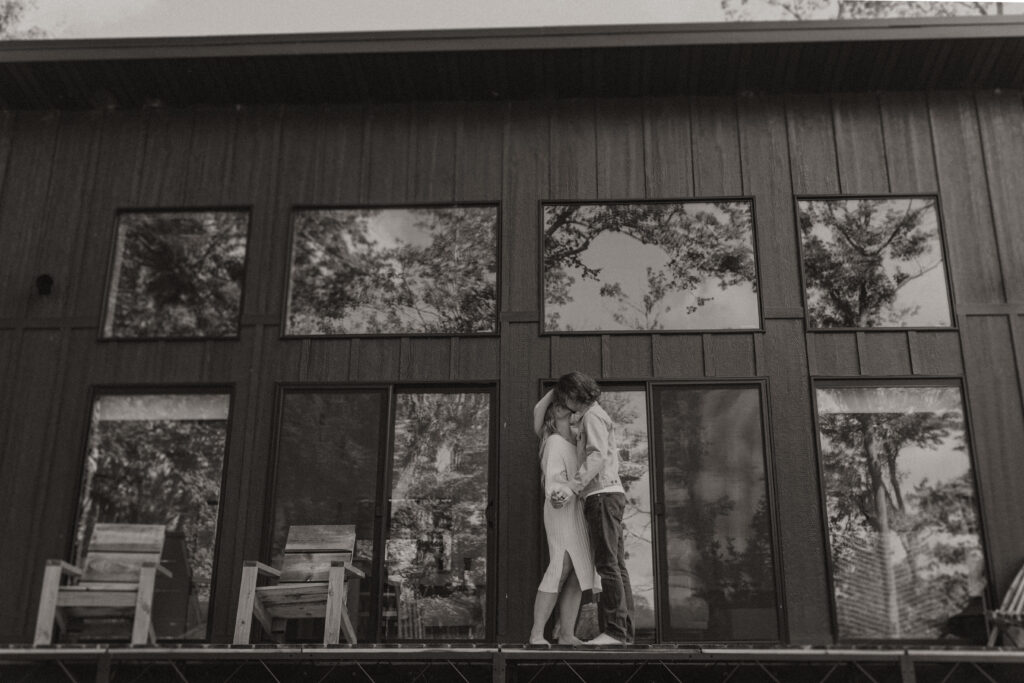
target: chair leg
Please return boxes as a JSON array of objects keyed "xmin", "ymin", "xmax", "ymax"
[
  {"xmin": 131, "ymin": 564, "xmax": 158, "ymax": 646},
  {"xmin": 233, "ymin": 564, "xmax": 260, "ymax": 645},
  {"xmin": 33, "ymin": 562, "xmax": 64, "ymax": 646},
  {"xmin": 325, "ymin": 564, "xmax": 357, "ymax": 645}
]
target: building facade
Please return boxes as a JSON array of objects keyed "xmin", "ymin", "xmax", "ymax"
[{"xmin": 1, "ymin": 16, "xmax": 1024, "ymax": 681}]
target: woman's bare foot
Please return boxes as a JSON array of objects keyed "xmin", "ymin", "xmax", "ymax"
[
  {"xmin": 528, "ymin": 636, "xmax": 550, "ymax": 646},
  {"xmin": 556, "ymin": 635, "xmax": 584, "ymax": 646}
]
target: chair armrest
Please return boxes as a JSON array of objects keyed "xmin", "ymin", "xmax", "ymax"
[
  {"xmin": 243, "ymin": 560, "xmax": 281, "ymax": 578},
  {"xmin": 330, "ymin": 560, "xmax": 365, "ymax": 579},
  {"xmin": 46, "ymin": 559, "xmax": 83, "ymax": 578},
  {"xmin": 138, "ymin": 560, "xmax": 173, "ymax": 579}
]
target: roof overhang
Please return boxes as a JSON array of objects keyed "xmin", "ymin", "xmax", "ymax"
[{"xmin": 0, "ymin": 16, "xmax": 1022, "ymax": 109}]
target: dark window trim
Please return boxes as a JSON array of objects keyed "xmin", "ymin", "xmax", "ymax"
[
  {"xmin": 69, "ymin": 382, "xmax": 236, "ymax": 644},
  {"xmin": 98, "ymin": 207, "xmax": 254, "ymax": 342},
  {"xmin": 280, "ymin": 202, "xmax": 502, "ymax": 340},
  {"xmin": 793, "ymin": 194, "xmax": 958, "ymax": 333},
  {"xmin": 808, "ymin": 376, "xmax": 992, "ymax": 646},
  {"xmin": 265, "ymin": 381, "xmax": 499, "ymax": 644},
  {"xmin": 537, "ymin": 197, "xmax": 766, "ymax": 336}
]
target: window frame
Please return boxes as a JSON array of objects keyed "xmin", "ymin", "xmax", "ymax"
[
  {"xmin": 649, "ymin": 377, "xmax": 787, "ymax": 645},
  {"xmin": 98, "ymin": 207, "xmax": 253, "ymax": 342},
  {"xmin": 265, "ymin": 381, "xmax": 499, "ymax": 644},
  {"xmin": 280, "ymin": 203, "xmax": 503, "ymax": 339},
  {"xmin": 809, "ymin": 376, "xmax": 993, "ymax": 645},
  {"xmin": 69, "ymin": 383, "xmax": 236, "ymax": 644},
  {"xmin": 537, "ymin": 197, "xmax": 766, "ymax": 336},
  {"xmin": 793, "ymin": 194, "xmax": 958, "ymax": 333}
]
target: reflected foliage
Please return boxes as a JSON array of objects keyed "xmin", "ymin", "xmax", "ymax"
[
  {"xmin": 76, "ymin": 396, "xmax": 228, "ymax": 640},
  {"xmin": 818, "ymin": 387, "xmax": 984, "ymax": 640},
  {"xmin": 287, "ymin": 207, "xmax": 497, "ymax": 334},
  {"xmin": 105, "ymin": 212, "xmax": 247, "ymax": 338},
  {"xmin": 799, "ymin": 198, "xmax": 951, "ymax": 328},
  {"xmin": 543, "ymin": 202, "xmax": 758, "ymax": 331},
  {"xmin": 723, "ymin": 0, "xmax": 1004, "ymax": 21},
  {"xmin": 387, "ymin": 392, "xmax": 491, "ymax": 640},
  {"xmin": 655, "ymin": 387, "xmax": 778, "ymax": 641}
]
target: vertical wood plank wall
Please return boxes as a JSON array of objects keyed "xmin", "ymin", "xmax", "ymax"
[{"xmin": 1, "ymin": 90, "xmax": 1022, "ymax": 644}]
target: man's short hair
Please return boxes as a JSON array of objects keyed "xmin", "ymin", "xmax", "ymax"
[{"xmin": 556, "ymin": 371, "xmax": 601, "ymax": 406}]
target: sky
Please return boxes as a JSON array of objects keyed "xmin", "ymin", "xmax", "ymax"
[
  {"xmin": 19, "ymin": 0, "xmax": 725, "ymax": 39},
  {"xmin": 18, "ymin": 1, "xmax": 1024, "ymax": 41}
]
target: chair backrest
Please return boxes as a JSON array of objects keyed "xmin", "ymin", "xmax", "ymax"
[
  {"xmin": 279, "ymin": 525, "xmax": 356, "ymax": 583},
  {"xmin": 81, "ymin": 523, "xmax": 167, "ymax": 584},
  {"xmin": 998, "ymin": 563, "xmax": 1024, "ymax": 616}
]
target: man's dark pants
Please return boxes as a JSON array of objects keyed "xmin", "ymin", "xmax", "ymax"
[{"xmin": 584, "ymin": 492, "xmax": 634, "ymax": 642}]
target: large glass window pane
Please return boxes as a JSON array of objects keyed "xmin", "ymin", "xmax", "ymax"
[
  {"xmin": 286, "ymin": 206, "xmax": 498, "ymax": 335},
  {"xmin": 798, "ymin": 197, "xmax": 952, "ymax": 328},
  {"xmin": 103, "ymin": 211, "xmax": 248, "ymax": 338},
  {"xmin": 653, "ymin": 385, "xmax": 779, "ymax": 641},
  {"xmin": 76, "ymin": 393, "xmax": 230, "ymax": 641},
  {"xmin": 385, "ymin": 391, "xmax": 491, "ymax": 640},
  {"xmin": 601, "ymin": 389, "xmax": 656, "ymax": 642},
  {"xmin": 272, "ymin": 389, "xmax": 387, "ymax": 643},
  {"xmin": 542, "ymin": 201, "xmax": 760, "ymax": 331},
  {"xmin": 816, "ymin": 385, "xmax": 986, "ymax": 641}
]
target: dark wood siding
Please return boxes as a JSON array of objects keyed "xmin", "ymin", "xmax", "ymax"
[{"xmin": 1, "ymin": 90, "xmax": 1023, "ymax": 645}]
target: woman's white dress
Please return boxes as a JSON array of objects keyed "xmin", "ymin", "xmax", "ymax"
[{"xmin": 538, "ymin": 433, "xmax": 597, "ymax": 593}]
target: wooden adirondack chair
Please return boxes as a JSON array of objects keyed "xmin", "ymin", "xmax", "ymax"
[
  {"xmin": 232, "ymin": 524, "xmax": 365, "ymax": 645},
  {"xmin": 988, "ymin": 563, "xmax": 1024, "ymax": 647},
  {"xmin": 34, "ymin": 523, "xmax": 171, "ymax": 646}
]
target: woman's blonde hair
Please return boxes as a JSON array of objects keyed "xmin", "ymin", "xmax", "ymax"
[{"xmin": 538, "ymin": 401, "xmax": 561, "ymax": 454}]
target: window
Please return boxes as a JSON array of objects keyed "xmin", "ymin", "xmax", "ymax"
[
  {"xmin": 797, "ymin": 197, "xmax": 953, "ymax": 328},
  {"xmin": 285, "ymin": 206, "xmax": 499, "ymax": 335},
  {"xmin": 271, "ymin": 389, "xmax": 387, "ymax": 643},
  {"xmin": 652, "ymin": 384, "xmax": 781, "ymax": 641},
  {"xmin": 600, "ymin": 388, "xmax": 657, "ymax": 642},
  {"xmin": 272, "ymin": 385, "xmax": 494, "ymax": 642},
  {"xmin": 102, "ymin": 211, "xmax": 249, "ymax": 338},
  {"xmin": 542, "ymin": 201, "xmax": 760, "ymax": 332},
  {"xmin": 75, "ymin": 392, "xmax": 230, "ymax": 641},
  {"xmin": 814, "ymin": 383, "xmax": 986, "ymax": 641}
]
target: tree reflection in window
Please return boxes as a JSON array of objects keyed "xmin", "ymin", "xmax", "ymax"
[
  {"xmin": 103, "ymin": 212, "xmax": 248, "ymax": 338},
  {"xmin": 75, "ymin": 393, "xmax": 229, "ymax": 641},
  {"xmin": 543, "ymin": 201, "xmax": 759, "ymax": 332},
  {"xmin": 385, "ymin": 391, "xmax": 491, "ymax": 641},
  {"xmin": 816, "ymin": 385, "xmax": 986, "ymax": 641},
  {"xmin": 653, "ymin": 385, "xmax": 779, "ymax": 641},
  {"xmin": 286, "ymin": 206, "xmax": 498, "ymax": 335},
  {"xmin": 798, "ymin": 197, "xmax": 952, "ymax": 328}
]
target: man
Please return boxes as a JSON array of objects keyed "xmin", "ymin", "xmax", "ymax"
[{"xmin": 555, "ymin": 371, "xmax": 633, "ymax": 646}]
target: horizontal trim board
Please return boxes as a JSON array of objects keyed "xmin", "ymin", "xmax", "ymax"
[{"xmin": 4, "ymin": 17, "xmax": 1024, "ymax": 62}]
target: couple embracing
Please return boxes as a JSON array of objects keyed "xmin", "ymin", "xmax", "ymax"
[{"xmin": 529, "ymin": 371, "xmax": 634, "ymax": 646}]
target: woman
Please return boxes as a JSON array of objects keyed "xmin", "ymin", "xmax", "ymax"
[{"xmin": 529, "ymin": 390, "xmax": 598, "ymax": 646}]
